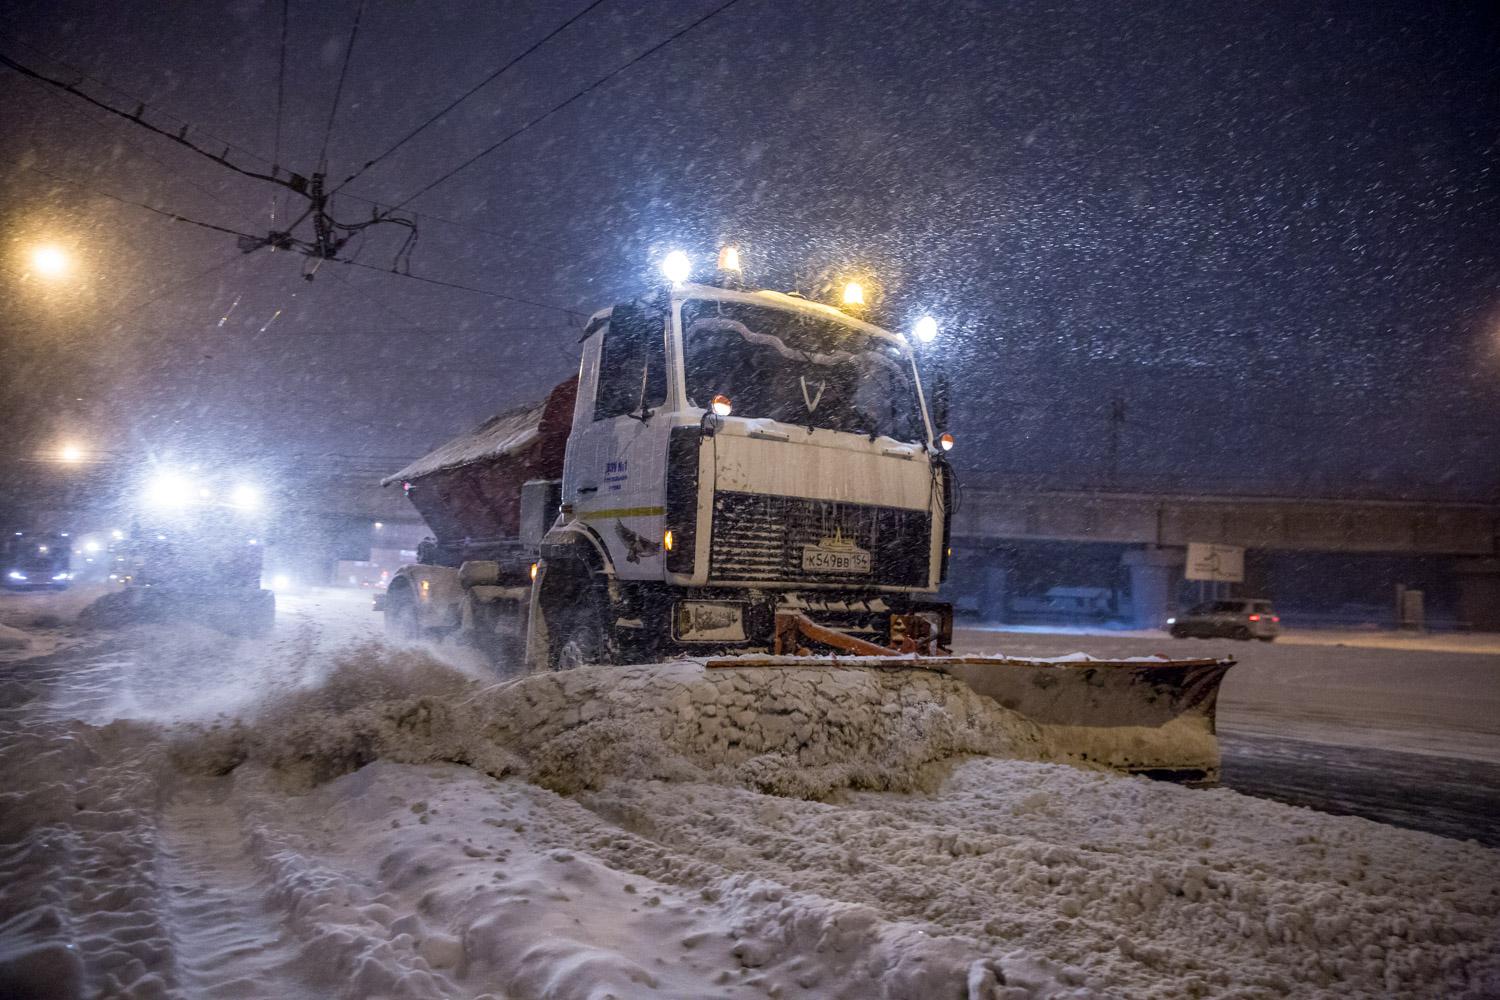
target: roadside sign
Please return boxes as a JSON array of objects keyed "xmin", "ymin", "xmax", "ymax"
[{"xmin": 1186, "ymin": 543, "xmax": 1244, "ymax": 583}]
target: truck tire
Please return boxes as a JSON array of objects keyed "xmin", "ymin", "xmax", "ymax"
[
  {"xmin": 551, "ymin": 585, "xmax": 607, "ymax": 671},
  {"xmin": 384, "ymin": 586, "xmax": 421, "ymax": 640}
]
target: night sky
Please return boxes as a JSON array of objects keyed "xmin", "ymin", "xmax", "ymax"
[{"xmin": 2, "ymin": 0, "xmax": 1496, "ymax": 498}]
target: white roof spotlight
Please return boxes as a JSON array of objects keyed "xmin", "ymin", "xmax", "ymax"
[
  {"xmin": 914, "ymin": 315, "xmax": 939, "ymax": 344},
  {"xmin": 660, "ymin": 250, "xmax": 692, "ymax": 285}
]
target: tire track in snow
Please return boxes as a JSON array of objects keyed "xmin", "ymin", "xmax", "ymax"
[{"xmin": 158, "ymin": 787, "xmax": 318, "ymax": 999}]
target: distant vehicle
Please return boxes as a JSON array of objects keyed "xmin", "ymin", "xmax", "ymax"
[
  {"xmin": 1168, "ymin": 599, "xmax": 1279, "ymax": 641},
  {"xmin": 1010, "ymin": 586, "xmax": 1117, "ymax": 621},
  {"xmin": 2, "ymin": 532, "xmax": 73, "ymax": 590},
  {"xmin": 100, "ymin": 471, "xmax": 275, "ymax": 636}
]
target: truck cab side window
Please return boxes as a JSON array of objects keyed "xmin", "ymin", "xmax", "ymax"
[{"xmin": 594, "ymin": 302, "xmax": 667, "ymax": 421}]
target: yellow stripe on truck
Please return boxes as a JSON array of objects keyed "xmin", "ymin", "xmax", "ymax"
[{"xmin": 578, "ymin": 506, "xmax": 666, "ymax": 519}]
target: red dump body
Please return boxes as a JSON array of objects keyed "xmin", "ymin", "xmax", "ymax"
[{"xmin": 384, "ymin": 377, "xmax": 576, "ymax": 545}]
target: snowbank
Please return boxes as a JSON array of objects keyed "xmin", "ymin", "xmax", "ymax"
[
  {"xmin": 0, "ymin": 622, "xmax": 31, "ymax": 651},
  {"xmin": 0, "ymin": 584, "xmax": 112, "ymax": 629},
  {"xmin": 4, "ymin": 636, "xmax": 1498, "ymax": 998},
  {"xmin": 173, "ymin": 644, "xmax": 1064, "ymax": 799},
  {"xmin": 214, "ymin": 760, "xmax": 1090, "ymax": 999}
]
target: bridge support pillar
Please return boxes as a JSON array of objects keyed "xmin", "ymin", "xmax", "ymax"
[
  {"xmin": 1454, "ymin": 558, "xmax": 1500, "ymax": 632},
  {"xmin": 1122, "ymin": 546, "xmax": 1186, "ymax": 629},
  {"xmin": 979, "ymin": 563, "xmax": 1009, "ymax": 624}
]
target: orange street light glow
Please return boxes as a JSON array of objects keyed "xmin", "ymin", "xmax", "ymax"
[{"xmin": 31, "ymin": 245, "xmax": 70, "ymax": 278}]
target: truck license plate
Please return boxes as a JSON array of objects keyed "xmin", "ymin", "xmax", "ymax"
[{"xmin": 802, "ymin": 544, "xmax": 872, "ymax": 574}]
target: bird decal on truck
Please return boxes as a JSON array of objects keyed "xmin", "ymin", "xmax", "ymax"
[{"xmin": 614, "ymin": 519, "xmax": 661, "ymax": 563}]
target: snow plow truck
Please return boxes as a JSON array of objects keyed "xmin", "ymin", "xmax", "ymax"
[{"xmin": 380, "ymin": 251, "xmax": 1234, "ymax": 782}]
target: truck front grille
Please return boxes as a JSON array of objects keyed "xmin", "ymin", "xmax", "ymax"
[{"xmin": 709, "ymin": 492, "xmax": 930, "ymax": 588}]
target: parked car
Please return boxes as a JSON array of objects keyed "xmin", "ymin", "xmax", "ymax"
[{"xmin": 1168, "ymin": 599, "xmax": 1280, "ymax": 641}]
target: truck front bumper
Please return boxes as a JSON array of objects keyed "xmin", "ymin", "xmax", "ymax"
[{"xmin": 665, "ymin": 590, "xmax": 952, "ymax": 653}]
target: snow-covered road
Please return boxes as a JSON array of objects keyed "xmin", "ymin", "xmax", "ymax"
[
  {"xmin": 1, "ymin": 589, "xmax": 1497, "ymax": 998},
  {"xmin": 955, "ymin": 625, "xmax": 1500, "ymax": 764},
  {"xmin": 954, "ymin": 624, "xmax": 1500, "ymax": 846}
]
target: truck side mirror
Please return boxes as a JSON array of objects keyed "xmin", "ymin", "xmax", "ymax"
[{"xmin": 926, "ymin": 359, "xmax": 950, "ymax": 431}]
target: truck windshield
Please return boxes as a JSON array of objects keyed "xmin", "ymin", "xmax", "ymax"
[{"xmin": 682, "ymin": 299, "xmax": 926, "ymax": 443}]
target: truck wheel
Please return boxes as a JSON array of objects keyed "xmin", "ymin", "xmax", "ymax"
[
  {"xmin": 551, "ymin": 587, "xmax": 607, "ymax": 671},
  {"xmin": 1233, "ymin": 626, "xmax": 1252, "ymax": 641},
  {"xmin": 385, "ymin": 588, "xmax": 421, "ymax": 640}
]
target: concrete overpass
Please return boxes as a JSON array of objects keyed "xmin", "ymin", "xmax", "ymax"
[
  {"xmin": 950, "ymin": 486, "xmax": 1499, "ymax": 630},
  {"xmin": 4, "ymin": 459, "xmax": 1497, "ymax": 629},
  {"xmin": 261, "ymin": 472, "xmax": 1500, "ymax": 629}
]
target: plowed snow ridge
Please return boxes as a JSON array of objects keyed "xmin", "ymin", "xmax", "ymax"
[{"xmin": 1, "ymin": 635, "xmax": 1497, "ymax": 999}]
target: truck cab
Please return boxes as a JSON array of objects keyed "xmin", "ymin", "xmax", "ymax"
[{"xmin": 530, "ymin": 281, "xmax": 954, "ymax": 667}]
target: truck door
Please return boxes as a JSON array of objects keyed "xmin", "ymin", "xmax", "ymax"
[{"xmin": 566, "ymin": 301, "xmax": 671, "ymax": 581}]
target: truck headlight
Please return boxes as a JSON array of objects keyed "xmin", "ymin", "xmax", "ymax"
[
  {"xmin": 7, "ymin": 570, "xmax": 26, "ymax": 581},
  {"xmin": 230, "ymin": 484, "xmax": 262, "ymax": 511},
  {"xmin": 145, "ymin": 471, "xmax": 196, "ymax": 508}
]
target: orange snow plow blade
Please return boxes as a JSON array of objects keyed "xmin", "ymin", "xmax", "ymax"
[{"xmin": 709, "ymin": 614, "xmax": 1235, "ymax": 784}]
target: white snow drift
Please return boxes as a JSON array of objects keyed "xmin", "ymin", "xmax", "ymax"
[{"xmin": 1, "ymin": 633, "xmax": 1497, "ymax": 998}]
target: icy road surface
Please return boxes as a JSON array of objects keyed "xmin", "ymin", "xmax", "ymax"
[{"xmin": 1, "ymin": 588, "xmax": 1497, "ymax": 998}]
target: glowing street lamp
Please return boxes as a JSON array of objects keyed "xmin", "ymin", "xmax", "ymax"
[
  {"xmin": 30, "ymin": 245, "xmax": 70, "ymax": 279},
  {"xmin": 913, "ymin": 316, "xmax": 939, "ymax": 343},
  {"xmin": 58, "ymin": 443, "xmax": 84, "ymax": 463}
]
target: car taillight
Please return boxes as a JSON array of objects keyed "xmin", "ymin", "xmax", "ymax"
[
  {"xmin": 1248, "ymin": 614, "xmax": 1260, "ymax": 621},
  {"xmin": 1271, "ymin": 615, "xmax": 1280, "ymax": 623}
]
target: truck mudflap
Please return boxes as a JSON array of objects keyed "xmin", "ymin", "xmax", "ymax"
[{"xmin": 707, "ymin": 615, "xmax": 1234, "ymax": 784}]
